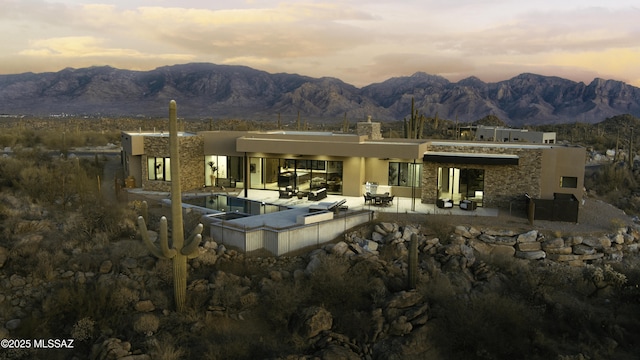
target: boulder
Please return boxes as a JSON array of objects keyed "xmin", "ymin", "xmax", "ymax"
[
  {"xmin": 389, "ymin": 316, "xmax": 413, "ymax": 336},
  {"xmin": 491, "ymin": 244, "xmax": 516, "ymax": 259},
  {"xmin": 468, "ymin": 238, "xmax": 493, "ymax": 255},
  {"xmin": 314, "ymin": 344, "xmax": 361, "ymax": 360},
  {"xmin": 5, "ymin": 319, "xmax": 21, "ymax": 330},
  {"xmin": 483, "ymin": 229, "xmax": 517, "ymax": 237},
  {"xmin": 330, "ymin": 241, "xmax": 350, "ymax": 256},
  {"xmin": 289, "ymin": 306, "xmax": 333, "ymax": 339},
  {"xmin": 544, "ymin": 246, "xmax": 573, "ymax": 255},
  {"xmin": 572, "ymin": 244, "xmax": 597, "ymax": 255},
  {"xmin": 477, "ymin": 233, "xmax": 496, "ymax": 243},
  {"xmin": 494, "ymin": 236, "xmax": 517, "ymax": 246},
  {"xmin": 386, "ymin": 290, "xmax": 423, "ymax": 309},
  {"xmin": 565, "ymin": 236, "xmax": 583, "ymax": 246},
  {"xmin": 384, "ymin": 231, "xmax": 402, "ymax": 244},
  {"xmin": 515, "ymin": 242, "xmax": 542, "ymax": 252},
  {"xmin": 99, "ymin": 260, "xmax": 113, "ymax": 274},
  {"xmin": 582, "ymin": 236, "xmax": 611, "ymax": 250},
  {"xmin": 542, "ymin": 238, "xmax": 565, "ymax": 250},
  {"xmin": 9, "ymin": 274, "xmax": 26, "ymax": 287},
  {"xmin": 516, "ymin": 230, "xmax": 538, "ymax": 243},
  {"xmin": 371, "ymin": 231, "xmax": 385, "ymax": 243},
  {"xmin": 612, "ymin": 234, "xmax": 625, "ymax": 245},
  {"xmin": 401, "ymin": 225, "xmax": 419, "ymax": 241},
  {"xmin": 363, "ymin": 240, "xmax": 379, "ymax": 252},
  {"xmin": 454, "ymin": 225, "xmax": 474, "ymax": 239},
  {"xmin": 379, "ymin": 222, "xmax": 396, "ymax": 234},
  {"xmin": 515, "ymin": 250, "xmax": 546, "ymax": 260}
]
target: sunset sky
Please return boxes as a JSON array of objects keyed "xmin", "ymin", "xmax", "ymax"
[{"xmin": 2, "ymin": 0, "xmax": 639, "ymax": 87}]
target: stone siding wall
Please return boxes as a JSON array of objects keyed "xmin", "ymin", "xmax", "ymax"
[
  {"xmin": 421, "ymin": 145, "xmax": 543, "ymax": 209},
  {"xmin": 142, "ymin": 135, "xmax": 204, "ymax": 192},
  {"xmin": 356, "ymin": 122, "xmax": 383, "ymax": 140}
]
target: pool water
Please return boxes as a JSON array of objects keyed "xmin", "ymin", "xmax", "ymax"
[{"xmin": 183, "ymin": 194, "xmax": 286, "ymax": 215}]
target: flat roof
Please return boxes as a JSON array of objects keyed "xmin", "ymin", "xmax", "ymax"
[
  {"xmin": 121, "ymin": 131, "xmax": 196, "ymax": 137},
  {"xmin": 264, "ymin": 130, "xmax": 352, "ymax": 137},
  {"xmin": 429, "ymin": 141, "xmax": 553, "ymax": 149}
]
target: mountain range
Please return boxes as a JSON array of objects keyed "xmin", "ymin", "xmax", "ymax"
[{"xmin": 1, "ymin": 62, "xmax": 640, "ymax": 126}]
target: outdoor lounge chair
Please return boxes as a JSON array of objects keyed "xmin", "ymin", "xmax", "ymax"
[
  {"xmin": 308, "ymin": 188, "xmax": 327, "ymax": 201},
  {"xmin": 279, "ymin": 186, "xmax": 296, "ymax": 199}
]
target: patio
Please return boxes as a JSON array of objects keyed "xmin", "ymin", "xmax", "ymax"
[{"xmin": 230, "ymin": 189, "xmax": 500, "ymax": 217}]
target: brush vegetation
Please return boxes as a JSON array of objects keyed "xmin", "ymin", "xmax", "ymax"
[{"xmin": 0, "ymin": 116, "xmax": 639, "ymax": 359}]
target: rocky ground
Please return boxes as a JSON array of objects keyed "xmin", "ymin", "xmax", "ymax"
[{"xmin": 1, "ymin": 193, "xmax": 639, "ymax": 359}]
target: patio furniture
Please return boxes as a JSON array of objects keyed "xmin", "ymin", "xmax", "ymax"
[
  {"xmin": 279, "ymin": 186, "xmax": 296, "ymax": 199},
  {"xmin": 460, "ymin": 199, "xmax": 477, "ymax": 211},
  {"xmin": 308, "ymin": 188, "xmax": 327, "ymax": 201},
  {"xmin": 373, "ymin": 192, "xmax": 391, "ymax": 206},
  {"xmin": 436, "ymin": 198, "xmax": 454, "ymax": 208},
  {"xmin": 364, "ymin": 192, "xmax": 374, "ymax": 204},
  {"xmin": 380, "ymin": 195, "xmax": 394, "ymax": 206}
]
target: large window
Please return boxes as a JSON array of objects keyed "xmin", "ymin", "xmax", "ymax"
[
  {"xmin": 388, "ymin": 162, "xmax": 422, "ymax": 187},
  {"xmin": 148, "ymin": 157, "xmax": 171, "ymax": 181},
  {"xmin": 437, "ymin": 167, "xmax": 484, "ymax": 206},
  {"xmin": 205, "ymin": 155, "xmax": 244, "ymax": 187},
  {"xmin": 250, "ymin": 158, "xmax": 343, "ymax": 194}
]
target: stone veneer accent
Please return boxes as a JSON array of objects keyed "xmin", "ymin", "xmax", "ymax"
[
  {"xmin": 141, "ymin": 135, "xmax": 204, "ymax": 192},
  {"xmin": 421, "ymin": 144, "xmax": 543, "ymax": 209},
  {"xmin": 357, "ymin": 121, "xmax": 383, "ymax": 140}
]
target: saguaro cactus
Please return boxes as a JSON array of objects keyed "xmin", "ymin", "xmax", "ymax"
[
  {"xmin": 408, "ymin": 233, "xmax": 418, "ymax": 289},
  {"xmin": 403, "ymin": 97, "xmax": 426, "ymax": 139},
  {"xmin": 138, "ymin": 100, "xmax": 203, "ymax": 312}
]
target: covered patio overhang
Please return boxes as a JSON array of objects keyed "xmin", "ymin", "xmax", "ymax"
[{"xmin": 423, "ymin": 151, "xmax": 519, "ymax": 165}]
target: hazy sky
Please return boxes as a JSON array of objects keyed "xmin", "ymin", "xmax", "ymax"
[{"xmin": 2, "ymin": 0, "xmax": 639, "ymax": 87}]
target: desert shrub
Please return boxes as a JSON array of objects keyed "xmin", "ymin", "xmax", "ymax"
[
  {"xmin": 110, "ymin": 239, "xmax": 149, "ymax": 260},
  {"xmin": 421, "ymin": 272, "xmax": 457, "ymax": 305},
  {"xmin": 304, "ymin": 254, "xmax": 383, "ymax": 338},
  {"xmin": 259, "ymin": 279, "xmax": 312, "ymax": 328},
  {"xmin": 21, "ymin": 280, "xmax": 131, "ymax": 341},
  {"xmin": 424, "ymin": 215, "xmax": 454, "ymax": 243},
  {"xmin": 133, "ymin": 314, "xmax": 160, "ymax": 336},
  {"xmin": 147, "ymin": 336, "xmax": 186, "ymax": 360},
  {"xmin": 432, "ymin": 292, "xmax": 546, "ymax": 359},
  {"xmin": 71, "ymin": 317, "xmax": 95, "ymax": 342},
  {"xmin": 111, "ymin": 286, "xmax": 141, "ymax": 310},
  {"xmin": 198, "ymin": 316, "xmax": 280, "ymax": 359},
  {"xmin": 33, "ymin": 250, "xmax": 56, "ymax": 280},
  {"xmin": 146, "ymin": 289, "xmax": 171, "ymax": 310},
  {"xmin": 152, "ymin": 259, "xmax": 174, "ymax": 285},
  {"xmin": 583, "ymin": 264, "xmax": 627, "ymax": 297}
]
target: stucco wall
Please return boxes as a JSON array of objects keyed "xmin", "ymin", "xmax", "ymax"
[{"xmin": 141, "ymin": 135, "xmax": 204, "ymax": 192}]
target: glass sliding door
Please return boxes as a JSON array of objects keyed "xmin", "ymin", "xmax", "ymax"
[
  {"xmin": 437, "ymin": 167, "xmax": 484, "ymax": 206},
  {"xmin": 248, "ymin": 157, "xmax": 343, "ymax": 194}
]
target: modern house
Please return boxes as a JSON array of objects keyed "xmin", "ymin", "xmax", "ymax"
[{"xmin": 121, "ymin": 119, "xmax": 585, "ymax": 212}]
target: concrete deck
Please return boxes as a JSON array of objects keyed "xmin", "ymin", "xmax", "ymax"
[
  {"xmin": 231, "ymin": 189, "xmax": 499, "ymax": 217},
  {"xmin": 128, "ymin": 187, "xmax": 500, "ymax": 218}
]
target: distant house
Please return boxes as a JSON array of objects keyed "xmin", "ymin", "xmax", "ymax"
[
  {"xmin": 474, "ymin": 125, "xmax": 556, "ymax": 144},
  {"xmin": 121, "ymin": 119, "xmax": 584, "ymax": 211}
]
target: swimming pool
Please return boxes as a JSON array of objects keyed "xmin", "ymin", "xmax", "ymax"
[{"xmin": 183, "ymin": 194, "xmax": 287, "ymax": 215}]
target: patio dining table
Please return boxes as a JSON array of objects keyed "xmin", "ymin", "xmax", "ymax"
[{"xmin": 371, "ymin": 193, "xmax": 394, "ymax": 206}]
